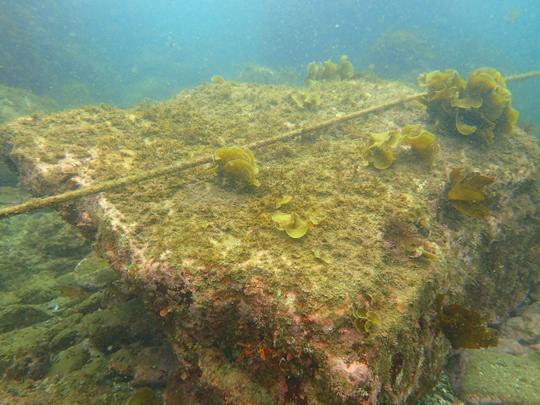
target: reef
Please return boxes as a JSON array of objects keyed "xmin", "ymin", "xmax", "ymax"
[{"xmin": 1, "ymin": 71, "xmax": 539, "ymax": 404}]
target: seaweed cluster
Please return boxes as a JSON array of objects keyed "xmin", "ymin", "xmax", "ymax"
[
  {"xmin": 436, "ymin": 295, "xmax": 499, "ymax": 349},
  {"xmin": 352, "ymin": 307, "xmax": 381, "ymax": 333},
  {"xmin": 272, "ymin": 212, "xmax": 313, "ymax": 238},
  {"xmin": 291, "ymin": 92, "xmax": 321, "ymax": 109},
  {"xmin": 447, "ymin": 168, "xmax": 494, "ymax": 218},
  {"xmin": 362, "ymin": 125, "xmax": 440, "ymax": 169},
  {"xmin": 418, "ymin": 68, "xmax": 519, "ymax": 143},
  {"xmin": 209, "ymin": 147, "xmax": 260, "ymax": 187},
  {"xmin": 304, "ymin": 56, "xmax": 355, "ymax": 85}
]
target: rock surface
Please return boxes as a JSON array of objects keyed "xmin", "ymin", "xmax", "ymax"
[{"xmin": 1, "ymin": 78, "xmax": 540, "ymax": 403}]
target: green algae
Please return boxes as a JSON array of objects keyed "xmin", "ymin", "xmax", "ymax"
[
  {"xmin": 400, "ymin": 125, "xmax": 440, "ymax": 168},
  {"xmin": 291, "ymin": 91, "xmax": 321, "ymax": 109},
  {"xmin": 126, "ymin": 387, "xmax": 159, "ymax": 405},
  {"xmin": 362, "ymin": 130, "xmax": 402, "ymax": 169}
]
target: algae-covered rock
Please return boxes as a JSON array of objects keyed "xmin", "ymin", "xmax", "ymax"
[
  {"xmin": 449, "ymin": 350, "xmax": 540, "ymax": 404},
  {"xmin": 46, "ymin": 345, "xmax": 90, "ymax": 377},
  {"xmin": 1, "ymin": 74, "xmax": 539, "ymax": 404},
  {"xmin": 0, "ymin": 305, "xmax": 51, "ymax": 333}
]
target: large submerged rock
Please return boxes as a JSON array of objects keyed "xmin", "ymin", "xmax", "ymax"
[{"xmin": 1, "ymin": 78, "xmax": 539, "ymax": 404}]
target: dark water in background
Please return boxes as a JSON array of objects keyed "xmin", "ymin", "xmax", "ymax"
[{"xmin": 0, "ymin": 0, "xmax": 539, "ymax": 128}]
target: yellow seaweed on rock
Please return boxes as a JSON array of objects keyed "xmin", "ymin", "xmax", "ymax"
[
  {"xmin": 292, "ymin": 92, "xmax": 321, "ymax": 109},
  {"xmin": 418, "ymin": 67, "xmax": 518, "ymax": 142},
  {"xmin": 401, "ymin": 125, "xmax": 440, "ymax": 168},
  {"xmin": 352, "ymin": 308, "xmax": 381, "ymax": 333},
  {"xmin": 363, "ymin": 126, "xmax": 439, "ymax": 169},
  {"xmin": 336, "ymin": 55, "xmax": 354, "ymax": 80},
  {"xmin": 362, "ymin": 130, "xmax": 403, "ymax": 170},
  {"xmin": 447, "ymin": 168, "xmax": 495, "ymax": 218},
  {"xmin": 210, "ymin": 146, "xmax": 260, "ymax": 187},
  {"xmin": 211, "ymin": 75, "xmax": 225, "ymax": 84},
  {"xmin": 304, "ymin": 55, "xmax": 356, "ymax": 84},
  {"xmin": 271, "ymin": 212, "xmax": 314, "ymax": 238}
]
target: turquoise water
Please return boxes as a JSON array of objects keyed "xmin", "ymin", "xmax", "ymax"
[{"xmin": 1, "ymin": 0, "xmax": 538, "ymax": 130}]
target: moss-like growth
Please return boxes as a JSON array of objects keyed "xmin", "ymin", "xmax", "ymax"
[
  {"xmin": 305, "ymin": 56, "xmax": 355, "ymax": 85},
  {"xmin": 447, "ymin": 168, "xmax": 494, "ymax": 218},
  {"xmin": 291, "ymin": 92, "xmax": 321, "ymax": 109},
  {"xmin": 436, "ymin": 295, "xmax": 499, "ymax": 349},
  {"xmin": 210, "ymin": 147, "xmax": 260, "ymax": 187},
  {"xmin": 352, "ymin": 308, "xmax": 381, "ymax": 333},
  {"xmin": 418, "ymin": 68, "xmax": 519, "ymax": 143}
]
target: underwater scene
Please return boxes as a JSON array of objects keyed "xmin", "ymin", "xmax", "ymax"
[{"xmin": 1, "ymin": 0, "xmax": 540, "ymax": 404}]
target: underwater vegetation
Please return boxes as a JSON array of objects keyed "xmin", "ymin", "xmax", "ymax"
[
  {"xmin": 352, "ymin": 307, "xmax": 381, "ymax": 333},
  {"xmin": 211, "ymin": 75, "xmax": 225, "ymax": 84},
  {"xmin": 271, "ymin": 212, "xmax": 315, "ymax": 238},
  {"xmin": 362, "ymin": 125, "xmax": 440, "ymax": 169},
  {"xmin": 304, "ymin": 55, "xmax": 356, "ymax": 86},
  {"xmin": 436, "ymin": 295, "xmax": 499, "ymax": 349},
  {"xmin": 447, "ymin": 168, "xmax": 495, "ymax": 218},
  {"xmin": 291, "ymin": 91, "xmax": 321, "ymax": 109},
  {"xmin": 209, "ymin": 147, "xmax": 260, "ymax": 187},
  {"xmin": 418, "ymin": 68, "xmax": 519, "ymax": 143}
]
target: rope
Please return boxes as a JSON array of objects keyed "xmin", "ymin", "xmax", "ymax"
[{"xmin": 506, "ymin": 71, "xmax": 540, "ymax": 83}]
